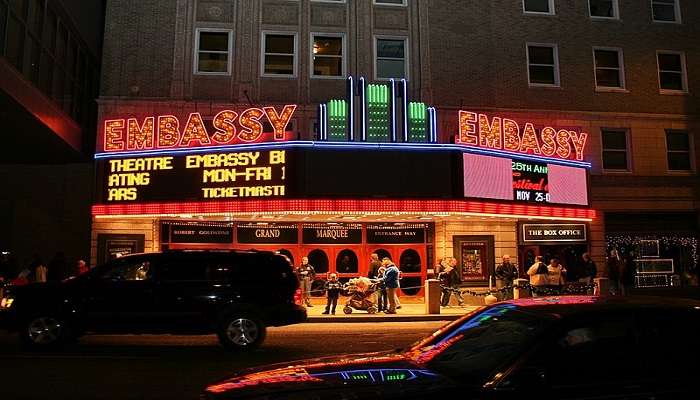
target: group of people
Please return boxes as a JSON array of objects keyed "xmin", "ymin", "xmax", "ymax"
[
  {"xmin": 293, "ymin": 253, "xmax": 403, "ymax": 315},
  {"xmin": 0, "ymin": 252, "xmax": 90, "ymax": 287}
]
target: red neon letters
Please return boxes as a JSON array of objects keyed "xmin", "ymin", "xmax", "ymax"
[
  {"xmin": 458, "ymin": 111, "xmax": 588, "ymax": 161},
  {"xmin": 103, "ymin": 105, "xmax": 297, "ymax": 152}
]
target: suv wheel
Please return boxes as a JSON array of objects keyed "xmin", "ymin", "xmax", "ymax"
[
  {"xmin": 21, "ymin": 315, "xmax": 68, "ymax": 349},
  {"xmin": 217, "ymin": 315, "xmax": 266, "ymax": 350}
]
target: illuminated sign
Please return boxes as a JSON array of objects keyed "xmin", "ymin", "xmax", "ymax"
[
  {"xmin": 463, "ymin": 153, "xmax": 588, "ymax": 206},
  {"xmin": 96, "ymin": 150, "xmax": 287, "ymax": 203},
  {"xmin": 161, "ymin": 221, "xmax": 234, "ymax": 244},
  {"xmin": 366, "ymin": 224, "xmax": 426, "ymax": 244},
  {"xmin": 302, "ymin": 223, "xmax": 362, "ymax": 244},
  {"xmin": 520, "ymin": 223, "xmax": 588, "ymax": 244},
  {"xmin": 237, "ymin": 223, "xmax": 298, "ymax": 244},
  {"xmin": 457, "ymin": 111, "xmax": 588, "ymax": 161},
  {"xmin": 367, "ymin": 83, "xmax": 390, "ymax": 142},
  {"xmin": 408, "ymin": 102, "xmax": 428, "ymax": 142},
  {"xmin": 102, "ymin": 105, "xmax": 297, "ymax": 152}
]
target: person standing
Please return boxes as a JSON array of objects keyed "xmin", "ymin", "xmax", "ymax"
[
  {"xmin": 381, "ymin": 258, "xmax": 400, "ymax": 314},
  {"xmin": 376, "ymin": 263, "xmax": 387, "ymax": 311},
  {"xmin": 448, "ymin": 257, "xmax": 464, "ymax": 306},
  {"xmin": 295, "ymin": 256, "xmax": 316, "ymax": 307},
  {"xmin": 607, "ymin": 249, "xmax": 622, "ymax": 295},
  {"xmin": 620, "ymin": 252, "xmax": 637, "ymax": 296},
  {"xmin": 547, "ymin": 258, "xmax": 567, "ymax": 290},
  {"xmin": 579, "ymin": 253, "xmax": 597, "ymax": 285},
  {"xmin": 438, "ymin": 258, "xmax": 453, "ymax": 307},
  {"xmin": 367, "ymin": 253, "xmax": 381, "ymax": 279},
  {"xmin": 33, "ymin": 257, "xmax": 47, "ymax": 283},
  {"xmin": 495, "ymin": 255, "xmax": 518, "ymax": 300},
  {"xmin": 527, "ymin": 256, "xmax": 548, "ymax": 296},
  {"xmin": 76, "ymin": 259, "xmax": 89, "ymax": 275},
  {"xmin": 322, "ymin": 273, "xmax": 342, "ymax": 315}
]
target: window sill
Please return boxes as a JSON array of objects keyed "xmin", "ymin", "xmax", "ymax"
[
  {"xmin": 528, "ymin": 83, "xmax": 561, "ymax": 89},
  {"xmin": 194, "ymin": 72, "xmax": 231, "ymax": 76},
  {"xmin": 590, "ymin": 16, "xmax": 620, "ymax": 21},
  {"xmin": 652, "ymin": 19, "xmax": 682, "ymax": 25},
  {"xmin": 523, "ymin": 11, "xmax": 556, "ymax": 16},
  {"xmin": 595, "ymin": 87, "xmax": 629, "ymax": 93},
  {"xmin": 659, "ymin": 89, "xmax": 689, "ymax": 96},
  {"xmin": 261, "ymin": 74, "xmax": 298, "ymax": 79},
  {"xmin": 602, "ymin": 169, "xmax": 633, "ymax": 174},
  {"xmin": 666, "ymin": 170, "xmax": 695, "ymax": 175},
  {"xmin": 311, "ymin": 75, "xmax": 347, "ymax": 80}
]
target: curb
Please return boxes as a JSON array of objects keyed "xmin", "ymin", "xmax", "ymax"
[{"xmin": 305, "ymin": 314, "xmax": 463, "ymax": 323}]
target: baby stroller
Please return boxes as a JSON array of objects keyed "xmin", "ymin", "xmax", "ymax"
[{"xmin": 343, "ymin": 277, "xmax": 379, "ymax": 314}]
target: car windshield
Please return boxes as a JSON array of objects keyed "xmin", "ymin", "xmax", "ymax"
[{"xmin": 406, "ymin": 304, "xmax": 554, "ymax": 380}]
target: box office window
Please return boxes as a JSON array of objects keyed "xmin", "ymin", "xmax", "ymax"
[
  {"xmin": 375, "ymin": 37, "xmax": 407, "ymax": 80},
  {"xmin": 651, "ymin": 0, "xmax": 681, "ymax": 23},
  {"xmin": 195, "ymin": 29, "xmax": 232, "ymax": 74},
  {"xmin": 262, "ymin": 32, "xmax": 296, "ymax": 77},
  {"xmin": 666, "ymin": 130, "xmax": 692, "ymax": 171},
  {"xmin": 523, "ymin": 0, "xmax": 554, "ymax": 15},
  {"xmin": 657, "ymin": 51, "xmax": 688, "ymax": 93},
  {"xmin": 527, "ymin": 44, "xmax": 559, "ymax": 87},
  {"xmin": 312, "ymin": 34, "xmax": 344, "ymax": 78},
  {"xmin": 601, "ymin": 129, "xmax": 630, "ymax": 171},
  {"xmin": 594, "ymin": 48, "xmax": 625, "ymax": 89}
]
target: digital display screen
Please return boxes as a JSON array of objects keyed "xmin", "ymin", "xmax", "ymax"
[
  {"xmin": 463, "ymin": 153, "xmax": 588, "ymax": 206},
  {"xmin": 95, "ymin": 150, "xmax": 288, "ymax": 203}
]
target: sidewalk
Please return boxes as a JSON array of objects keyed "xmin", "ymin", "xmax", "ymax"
[{"xmin": 303, "ymin": 297, "xmax": 479, "ymax": 323}]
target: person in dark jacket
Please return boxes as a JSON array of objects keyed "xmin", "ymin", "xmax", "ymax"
[
  {"xmin": 381, "ymin": 258, "xmax": 400, "ymax": 314},
  {"xmin": 438, "ymin": 258, "xmax": 452, "ymax": 307},
  {"xmin": 579, "ymin": 253, "xmax": 597, "ymax": 285},
  {"xmin": 621, "ymin": 252, "xmax": 637, "ymax": 296},
  {"xmin": 447, "ymin": 257, "xmax": 464, "ymax": 306},
  {"xmin": 367, "ymin": 253, "xmax": 381, "ymax": 279},
  {"xmin": 295, "ymin": 257, "xmax": 316, "ymax": 307},
  {"xmin": 495, "ymin": 255, "xmax": 518, "ymax": 300},
  {"xmin": 322, "ymin": 273, "xmax": 343, "ymax": 315}
]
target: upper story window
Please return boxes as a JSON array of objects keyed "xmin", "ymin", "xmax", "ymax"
[
  {"xmin": 262, "ymin": 32, "xmax": 297, "ymax": 77},
  {"xmin": 523, "ymin": 0, "xmax": 555, "ymax": 15},
  {"xmin": 374, "ymin": 0, "xmax": 407, "ymax": 5},
  {"xmin": 666, "ymin": 130, "xmax": 692, "ymax": 171},
  {"xmin": 312, "ymin": 34, "xmax": 345, "ymax": 78},
  {"xmin": 375, "ymin": 37, "xmax": 408, "ymax": 80},
  {"xmin": 657, "ymin": 51, "xmax": 688, "ymax": 93},
  {"xmin": 593, "ymin": 47, "xmax": 625, "ymax": 90},
  {"xmin": 195, "ymin": 29, "xmax": 232, "ymax": 75},
  {"xmin": 526, "ymin": 43, "xmax": 559, "ymax": 87},
  {"xmin": 601, "ymin": 129, "xmax": 630, "ymax": 171},
  {"xmin": 589, "ymin": 0, "xmax": 619, "ymax": 19},
  {"xmin": 651, "ymin": 0, "xmax": 681, "ymax": 23}
]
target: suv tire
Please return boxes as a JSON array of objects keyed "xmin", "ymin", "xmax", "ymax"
[
  {"xmin": 216, "ymin": 314, "xmax": 266, "ymax": 351},
  {"xmin": 20, "ymin": 315, "xmax": 70, "ymax": 350}
]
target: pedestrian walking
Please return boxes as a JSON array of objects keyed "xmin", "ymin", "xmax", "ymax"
[
  {"xmin": 527, "ymin": 256, "xmax": 548, "ymax": 296},
  {"xmin": 438, "ymin": 258, "xmax": 453, "ymax": 306},
  {"xmin": 322, "ymin": 273, "xmax": 342, "ymax": 315},
  {"xmin": 381, "ymin": 258, "xmax": 400, "ymax": 314},
  {"xmin": 376, "ymin": 263, "xmax": 387, "ymax": 311},
  {"xmin": 447, "ymin": 257, "xmax": 464, "ymax": 306},
  {"xmin": 495, "ymin": 255, "xmax": 518, "ymax": 300},
  {"xmin": 295, "ymin": 256, "xmax": 316, "ymax": 307}
]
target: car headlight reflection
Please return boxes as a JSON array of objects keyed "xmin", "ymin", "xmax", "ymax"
[{"xmin": 0, "ymin": 297, "xmax": 14, "ymax": 309}]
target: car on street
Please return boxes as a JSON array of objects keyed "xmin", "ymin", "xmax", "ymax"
[
  {"xmin": 0, "ymin": 250, "xmax": 306, "ymax": 350},
  {"xmin": 202, "ymin": 296, "xmax": 700, "ymax": 399}
]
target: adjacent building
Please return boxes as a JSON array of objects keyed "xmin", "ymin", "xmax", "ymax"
[{"xmin": 92, "ymin": 0, "xmax": 698, "ymax": 295}]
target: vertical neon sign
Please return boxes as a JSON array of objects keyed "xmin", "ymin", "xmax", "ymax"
[
  {"xmin": 327, "ymin": 99, "xmax": 347, "ymax": 141},
  {"xmin": 367, "ymin": 84, "xmax": 390, "ymax": 142},
  {"xmin": 408, "ymin": 102, "xmax": 427, "ymax": 142}
]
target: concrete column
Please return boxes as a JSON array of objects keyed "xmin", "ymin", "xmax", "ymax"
[
  {"xmin": 514, "ymin": 278, "xmax": 530, "ymax": 299},
  {"xmin": 425, "ymin": 279, "xmax": 441, "ymax": 314}
]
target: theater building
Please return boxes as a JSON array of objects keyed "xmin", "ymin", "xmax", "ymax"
[{"xmin": 92, "ymin": 0, "xmax": 698, "ymax": 293}]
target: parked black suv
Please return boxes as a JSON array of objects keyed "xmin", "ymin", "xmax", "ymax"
[{"xmin": 0, "ymin": 250, "xmax": 306, "ymax": 350}]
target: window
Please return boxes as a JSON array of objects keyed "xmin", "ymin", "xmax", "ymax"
[
  {"xmin": 374, "ymin": 0, "xmax": 407, "ymax": 5},
  {"xmin": 375, "ymin": 37, "xmax": 407, "ymax": 80},
  {"xmin": 526, "ymin": 44, "xmax": 559, "ymax": 86},
  {"xmin": 593, "ymin": 48, "xmax": 625, "ymax": 89},
  {"xmin": 601, "ymin": 129, "xmax": 630, "ymax": 171},
  {"xmin": 589, "ymin": 0, "xmax": 619, "ymax": 19},
  {"xmin": 101, "ymin": 259, "xmax": 152, "ymax": 281},
  {"xmin": 311, "ymin": 34, "xmax": 344, "ymax": 78},
  {"xmin": 523, "ymin": 0, "xmax": 554, "ymax": 14},
  {"xmin": 262, "ymin": 32, "xmax": 296, "ymax": 77},
  {"xmin": 657, "ymin": 51, "xmax": 687, "ymax": 93},
  {"xmin": 651, "ymin": 0, "xmax": 681, "ymax": 23},
  {"xmin": 195, "ymin": 29, "xmax": 232, "ymax": 74},
  {"xmin": 666, "ymin": 130, "xmax": 692, "ymax": 171}
]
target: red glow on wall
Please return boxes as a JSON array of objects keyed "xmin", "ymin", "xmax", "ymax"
[{"xmin": 92, "ymin": 199, "xmax": 596, "ymax": 220}]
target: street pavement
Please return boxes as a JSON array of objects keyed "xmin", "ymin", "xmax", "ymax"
[{"xmin": 0, "ymin": 321, "xmax": 447, "ymax": 400}]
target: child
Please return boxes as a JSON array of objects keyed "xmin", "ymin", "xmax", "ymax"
[{"xmin": 322, "ymin": 273, "xmax": 343, "ymax": 315}]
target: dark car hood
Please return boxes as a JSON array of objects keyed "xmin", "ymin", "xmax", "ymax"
[{"xmin": 203, "ymin": 351, "xmax": 460, "ymax": 399}]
